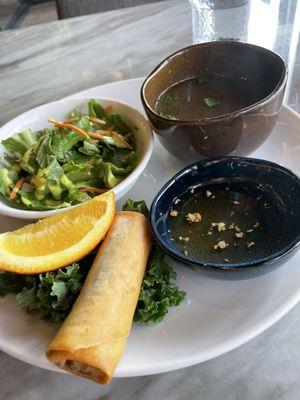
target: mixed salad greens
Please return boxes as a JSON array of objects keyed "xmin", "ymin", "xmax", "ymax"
[
  {"xmin": 0, "ymin": 200, "xmax": 186, "ymax": 325},
  {"xmin": 0, "ymin": 100, "xmax": 137, "ymax": 210}
]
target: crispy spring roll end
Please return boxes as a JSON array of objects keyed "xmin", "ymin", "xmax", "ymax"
[
  {"xmin": 46, "ymin": 349, "xmax": 116, "ymax": 384},
  {"xmin": 46, "ymin": 211, "xmax": 152, "ymax": 384}
]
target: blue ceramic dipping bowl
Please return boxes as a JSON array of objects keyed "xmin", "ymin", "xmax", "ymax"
[{"xmin": 150, "ymin": 157, "xmax": 300, "ymax": 279}]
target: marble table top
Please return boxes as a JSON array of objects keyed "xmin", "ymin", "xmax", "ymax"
[{"xmin": 0, "ymin": 0, "xmax": 300, "ymax": 399}]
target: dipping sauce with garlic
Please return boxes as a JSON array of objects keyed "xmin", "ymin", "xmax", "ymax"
[{"xmin": 167, "ymin": 182, "xmax": 281, "ymax": 264}]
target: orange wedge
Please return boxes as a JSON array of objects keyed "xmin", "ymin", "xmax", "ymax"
[{"xmin": 0, "ymin": 191, "xmax": 115, "ymax": 274}]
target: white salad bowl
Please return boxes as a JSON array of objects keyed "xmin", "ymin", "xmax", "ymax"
[{"xmin": 0, "ymin": 97, "xmax": 153, "ymax": 219}]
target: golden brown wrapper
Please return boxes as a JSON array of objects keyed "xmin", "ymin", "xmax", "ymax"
[{"xmin": 46, "ymin": 211, "xmax": 152, "ymax": 384}]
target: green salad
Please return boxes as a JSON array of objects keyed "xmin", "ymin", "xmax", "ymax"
[{"xmin": 0, "ymin": 99, "xmax": 137, "ymax": 210}]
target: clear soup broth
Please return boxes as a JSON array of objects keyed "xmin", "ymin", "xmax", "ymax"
[{"xmin": 155, "ymin": 75, "xmax": 265, "ymax": 120}]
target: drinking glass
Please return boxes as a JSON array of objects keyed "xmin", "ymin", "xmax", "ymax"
[{"xmin": 188, "ymin": 0, "xmax": 251, "ymax": 43}]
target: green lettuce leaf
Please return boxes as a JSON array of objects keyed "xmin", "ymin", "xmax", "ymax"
[
  {"xmin": 0, "ymin": 154, "xmax": 20, "ymax": 170},
  {"xmin": 35, "ymin": 131, "xmax": 55, "ymax": 169},
  {"xmin": 78, "ymin": 141, "xmax": 100, "ymax": 156},
  {"xmin": 88, "ymin": 99, "xmax": 132, "ymax": 136},
  {"xmin": 101, "ymin": 158, "xmax": 136, "ymax": 189},
  {"xmin": 51, "ymin": 129, "xmax": 83, "ymax": 162},
  {"xmin": 70, "ymin": 108, "xmax": 82, "ymax": 118},
  {"xmin": 102, "ymin": 162, "xmax": 123, "ymax": 188},
  {"xmin": 60, "ymin": 149, "xmax": 89, "ymax": 164},
  {"xmin": 18, "ymin": 185, "xmax": 70, "ymax": 210},
  {"xmin": 29, "ymin": 168, "xmax": 49, "ymax": 200},
  {"xmin": 68, "ymin": 189, "xmax": 91, "ymax": 204},
  {"xmin": 101, "ymin": 131, "xmax": 132, "ymax": 149},
  {"xmin": 20, "ymin": 146, "xmax": 39, "ymax": 174},
  {"xmin": 123, "ymin": 151, "xmax": 138, "ymax": 167},
  {"xmin": 1, "ymin": 130, "xmax": 38, "ymax": 160},
  {"xmin": 0, "ymin": 168, "xmax": 19, "ymax": 198},
  {"xmin": 88, "ymin": 99, "xmax": 106, "ymax": 119},
  {"xmin": 44, "ymin": 158, "xmax": 68, "ymax": 200},
  {"xmin": 74, "ymin": 116, "xmax": 91, "ymax": 132},
  {"xmin": 107, "ymin": 113, "xmax": 131, "ymax": 135},
  {"xmin": 64, "ymin": 159, "xmax": 102, "ymax": 188}
]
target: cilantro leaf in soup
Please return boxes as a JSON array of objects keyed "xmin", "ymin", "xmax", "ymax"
[
  {"xmin": 159, "ymin": 112, "xmax": 177, "ymax": 120},
  {"xmin": 198, "ymin": 76, "xmax": 209, "ymax": 84},
  {"xmin": 162, "ymin": 94, "xmax": 177, "ymax": 102},
  {"xmin": 203, "ymin": 97, "xmax": 219, "ymax": 108}
]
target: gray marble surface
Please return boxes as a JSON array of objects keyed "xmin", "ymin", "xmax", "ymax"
[{"xmin": 0, "ymin": 0, "xmax": 300, "ymax": 399}]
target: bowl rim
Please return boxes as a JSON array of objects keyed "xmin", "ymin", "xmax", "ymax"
[
  {"xmin": 141, "ymin": 41, "xmax": 288, "ymax": 124},
  {"xmin": 0, "ymin": 96, "xmax": 154, "ymax": 219},
  {"xmin": 150, "ymin": 156, "xmax": 300, "ymax": 271}
]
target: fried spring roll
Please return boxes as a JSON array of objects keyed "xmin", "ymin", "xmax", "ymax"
[{"xmin": 46, "ymin": 211, "xmax": 152, "ymax": 384}]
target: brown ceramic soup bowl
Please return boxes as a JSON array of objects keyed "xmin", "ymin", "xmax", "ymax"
[{"xmin": 141, "ymin": 41, "xmax": 287, "ymax": 162}]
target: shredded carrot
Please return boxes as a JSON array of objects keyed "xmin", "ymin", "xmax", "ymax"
[
  {"xmin": 48, "ymin": 118, "xmax": 89, "ymax": 138},
  {"xmin": 107, "ymin": 125, "xmax": 114, "ymax": 132},
  {"xmin": 89, "ymin": 116, "xmax": 106, "ymax": 125},
  {"xmin": 89, "ymin": 132, "xmax": 105, "ymax": 140},
  {"xmin": 9, "ymin": 178, "xmax": 24, "ymax": 200},
  {"xmin": 30, "ymin": 177, "xmax": 36, "ymax": 188},
  {"xmin": 92, "ymin": 130, "xmax": 109, "ymax": 135},
  {"xmin": 79, "ymin": 187, "xmax": 108, "ymax": 194},
  {"xmin": 63, "ymin": 117, "xmax": 79, "ymax": 124}
]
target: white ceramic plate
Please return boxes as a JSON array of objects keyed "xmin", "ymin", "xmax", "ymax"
[{"xmin": 0, "ymin": 78, "xmax": 300, "ymax": 378}]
